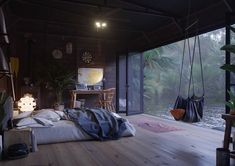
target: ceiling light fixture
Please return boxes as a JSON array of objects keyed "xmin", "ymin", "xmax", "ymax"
[{"xmin": 95, "ymin": 21, "xmax": 107, "ymax": 29}]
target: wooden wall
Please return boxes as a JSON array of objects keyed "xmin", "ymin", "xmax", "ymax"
[{"xmin": 4, "ymin": 31, "xmax": 117, "ymax": 108}]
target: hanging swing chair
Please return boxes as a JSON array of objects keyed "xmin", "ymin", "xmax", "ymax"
[{"xmin": 171, "ymin": 34, "xmax": 205, "ymax": 123}]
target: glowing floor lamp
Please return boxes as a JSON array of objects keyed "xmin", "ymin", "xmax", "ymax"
[
  {"xmin": 0, "ymin": 47, "xmax": 15, "ymax": 101},
  {"xmin": 18, "ymin": 94, "xmax": 36, "ymax": 112}
]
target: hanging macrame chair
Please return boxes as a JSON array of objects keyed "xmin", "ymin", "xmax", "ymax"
[{"xmin": 171, "ymin": 35, "xmax": 205, "ymax": 123}]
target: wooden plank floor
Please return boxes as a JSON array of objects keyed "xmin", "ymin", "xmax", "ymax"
[{"xmin": 0, "ymin": 114, "xmax": 231, "ymax": 166}]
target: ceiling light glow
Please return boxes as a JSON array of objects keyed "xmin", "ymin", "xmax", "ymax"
[
  {"xmin": 95, "ymin": 22, "xmax": 101, "ymax": 28},
  {"xmin": 102, "ymin": 22, "xmax": 107, "ymax": 27},
  {"xmin": 95, "ymin": 21, "xmax": 107, "ymax": 29}
]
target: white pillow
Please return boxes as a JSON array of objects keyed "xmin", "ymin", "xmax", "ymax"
[
  {"xmin": 16, "ymin": 117, "xmax": 38, "ymax": 127},
  {"xmin": 54, "ymin": 111, "xmax": 66, "ymax": 118},
  {"xmin": 33, "ymin": 117, "xmax": 54, "ymax": 127},
  {"xmin": 33, "ymin": 109, "xmax": 61, "ymax": 122},
  {"xmin": 14, "ymin": 111, "xmax": 33, "ymax": 119}
]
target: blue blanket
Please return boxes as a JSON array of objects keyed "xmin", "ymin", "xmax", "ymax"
[{"xmin": 65, "ymin": 108, "xmax": 127, "ymax": 141}]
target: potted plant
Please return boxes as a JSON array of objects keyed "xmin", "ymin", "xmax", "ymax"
[
  {"xmin": 225, "ymin": 91, "xmax": 235, "ymax": 115},
  {"xmin": 43, "ymin": 62, "xmax": 75, "ymax": 110},
  {"xmin": 220, "ymin": 26, "xmax": 235, "ymax": 114}
]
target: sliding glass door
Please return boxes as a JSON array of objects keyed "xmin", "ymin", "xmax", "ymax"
[
  {"xmin": 127, "ymin": 53, "xmax": 144, "ymax": 115},
  {"xmin": 117, "ymin": 53, "xmax": 143, "ymax": 115},
  {"xmin": 117, "ymin": 55, "xmax": 127, "ymax": 113}
]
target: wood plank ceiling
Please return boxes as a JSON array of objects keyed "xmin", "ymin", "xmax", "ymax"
[{"xmin": 2, "ymin": 0, "xmax": 235, "ymax": 52}]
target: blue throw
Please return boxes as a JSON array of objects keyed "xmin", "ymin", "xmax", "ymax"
[{"xmin": 65, "ymin": 108, "xmax": 127, "ymax": 141}]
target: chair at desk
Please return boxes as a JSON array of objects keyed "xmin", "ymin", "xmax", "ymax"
[{"xmin": 98, "ymin": 88, "xmax": 115, "ymax": 112}]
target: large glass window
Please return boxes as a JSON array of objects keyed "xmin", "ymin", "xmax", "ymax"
[{"xmin": 144, "ymin": 28, "xmax": 225, "ymax": 129}]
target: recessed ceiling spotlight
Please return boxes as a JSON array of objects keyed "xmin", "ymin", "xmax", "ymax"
[
  {"xmin": 95, "ymin": 21, "xmax": 107, "ymax": 29},
  {"xmin": 95, "ymin": 22, "xmax": 101, "ymax": 28},
  {"xmin": 101, "ymin": 22, "xmax": 107, "ymax": 27}
]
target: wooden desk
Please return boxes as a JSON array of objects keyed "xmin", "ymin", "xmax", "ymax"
[
  {"xmin": 70, "ymin": 90, "xmax": 102, "ymax": 108},
  {"xmin": 222, "ymin": 114, "xmax": 235, "ymax": 158}
]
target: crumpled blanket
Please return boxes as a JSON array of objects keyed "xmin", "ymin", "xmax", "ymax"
[{"xmin": 65, "ymin": 108, "xmax": 128, "ymax": 141}]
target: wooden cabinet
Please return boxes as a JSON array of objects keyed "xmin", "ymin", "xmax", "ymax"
[{"xmin": 21, "ymin": 86, "xmax": 41, "ymax": 109}]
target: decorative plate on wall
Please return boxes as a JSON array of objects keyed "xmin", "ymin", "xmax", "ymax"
[
  {"xmin": 81, "ymin": 51, "xmax": 93, "ymax": 64},
  {"xmin": 52, "ymin": 49, "xmax": 63, "ymax": 59}
]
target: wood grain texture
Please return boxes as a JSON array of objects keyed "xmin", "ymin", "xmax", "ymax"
[{"xmin": 1, "ymin": 114, "xmax": 231, "ymax": 166}]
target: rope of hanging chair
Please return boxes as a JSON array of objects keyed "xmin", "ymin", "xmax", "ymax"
[
  {"xmin": 198, "ymin": 35, "xmax": 205, "ymax": 95},
  {"xmin": 187, "ymin": 36, "xmax": 195, "ymax": 94},
  {"xmin": 177, "ymin": 32, "xmax": 195, "ymax": 96},
  {"xmin": 177, "ymin": 37, "xmax": 186, "ymax": 95},
  {"xmin": 177, "ymin": 0, "xmax": 196, "ymax": 96},
  {"xmin": 187, "ymin": 35, "xmax": 205, "ymax": 97},
  {"xmin": 188, "ymin": 36, "xmax": 197, "ymax": 97}
]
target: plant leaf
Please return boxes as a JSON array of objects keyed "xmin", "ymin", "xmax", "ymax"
[
  {"xmin": 226, "ymin": 101, "xmax": 235, "ymax": 109},
  {"xmin": 228, "ymin": 90, "xmax": 235, "ymax": 101},
  {"xmin": 220, "ymin": 64, "xmax": 235, "ymax": 73},
  {"xmin": 221, "ymin": 45, "xmax": 235, "ymax": 54}
]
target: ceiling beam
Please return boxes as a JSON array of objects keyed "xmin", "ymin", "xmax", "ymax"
[
  {"xmin": 119, "ymin": 0, "xmax": 179, "ymax": 18},
  {"xmin": 118, "ymin": 0, "xmax": 183, "ymax": 33},
  {"xmin": 222, "ymin": 0, "xmax": 233, "ymax": 12},
  {"xmin": 17, "ymin": 29, "xmax": 129, "ymax": 42},
  {"xmin": 16, "ymin": 16, "xmax": 144, "ymax": 33},
  {"xmin": 17, "ymin": 0, "xmax": 89, "ymax": 19},
  {"xmin": 0, "ymin": 0, "xmax": 10, "ymax": 7},
  {"xmin": 15, "ymin": 0, "xmax": 131, "ymax": 23},
  {"xmin": 54, "ymin": 0, "xmax": 175, "ymax": 18}
]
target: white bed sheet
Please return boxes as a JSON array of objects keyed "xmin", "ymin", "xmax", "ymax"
[
  {"xmin": 33, "ymin": 120, "xmax": 92, "ymax": 144},
  {"xmin": 33, "ymin": 119, "xmax": 136, "ymax": 144}
]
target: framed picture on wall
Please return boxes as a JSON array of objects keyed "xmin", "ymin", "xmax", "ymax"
[{"xmin": 77, "ymin": 68, "xmax": 103, "ymax": 86}]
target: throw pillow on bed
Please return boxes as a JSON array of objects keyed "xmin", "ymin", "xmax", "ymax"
[
  {"xmin": 14, "ymin": 111, "xmax": 33, "ymax": 119},
  {"xmin": 33, "ymin": 109, "xmax": 61, "ymax": 122},
  {"xmin": 16, "ymin": 117, "xmax": 38, "ymax": 127},
  {"xmin": 16, "ymin": 117, "xmax": 54, "ymax": 128},
  {"xmin": 54, "ymin": 111, "xmax": 67, "ymax": 120},
  {"xmin": 33, "ymin": 117, "xmax": 54, "ymax": 127}
]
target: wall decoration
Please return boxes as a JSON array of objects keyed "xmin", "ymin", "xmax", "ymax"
[
  {"xmin": 66, "ymin": 42, "xmax": 72, "ymax": 54},
  {"xmin": 77, "ymin": 68, "xmax": 103, "ymax": 85},
  {"xmin": 81, "ymin": 51, "xmax": 93, "ymax": 64},
  {"xmin": 52, "ymin": 49, "xmax": 63, "ymax": 59}
]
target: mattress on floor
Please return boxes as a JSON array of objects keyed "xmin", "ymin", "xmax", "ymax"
[{"xmin": 33, "ymin": 120, "xmax": 92, "ymax": 144}]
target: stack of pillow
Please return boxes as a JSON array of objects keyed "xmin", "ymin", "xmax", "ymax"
[{"xmin": 14, "ymin": 109, "xmax": 66, "ymax": 129}]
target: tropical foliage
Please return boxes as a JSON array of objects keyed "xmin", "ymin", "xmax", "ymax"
[
  {"xmin": 38, "ymin": 61, "xmax": 75, "ymax": 104},
  {"xmin": 225, "ymin": 91, "xmax": 235, "ymax": 110},
  {"xmin": 144, "ymin": 28, "xmax": 226, "ymax": 115},
  {"xmin": 220, "ymin": 26, "xmax": 235, "ymax": 111}
]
